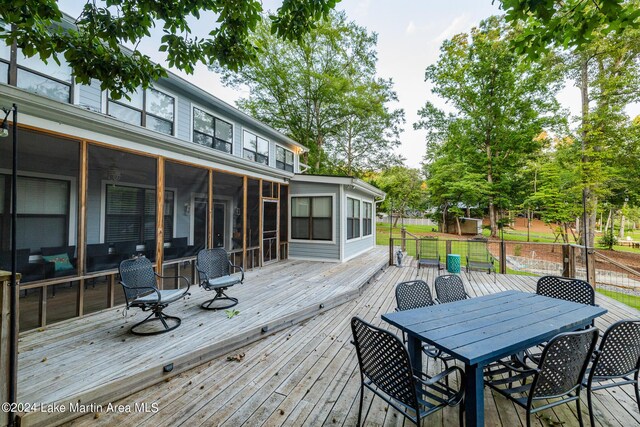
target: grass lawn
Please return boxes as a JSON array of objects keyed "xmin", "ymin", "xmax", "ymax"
[{"xmin": 596, "ymin": 288, "xmax": 640, "ymax": 311}]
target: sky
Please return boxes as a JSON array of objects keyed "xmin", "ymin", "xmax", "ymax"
[{"xmin": 58, "ymin": 0, "xmax": 640, "ymax": 169}]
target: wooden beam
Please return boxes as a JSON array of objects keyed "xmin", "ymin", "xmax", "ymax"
[
  {"xmin": 156, "ymin": 157, "xmax": 165, "ymax": 280},
  {"xmin": 243, "ymin": 176, "xmax": 247, "ymax": 269},
  {"xmin": 208, "ymin": 169, "xmax": 214, "ymax": 249}
]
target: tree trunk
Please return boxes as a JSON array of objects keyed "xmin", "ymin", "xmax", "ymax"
[
  {"xmin": 455, "ymin": 216, "xmax": 461, "ymax": 236},
  {"xmin": 605, "ymin": 209, "xmax": 612, "ymax": 233},
  {"xmin": 580, "ymin": 58, "xmax": 596, "ymax": 249}
]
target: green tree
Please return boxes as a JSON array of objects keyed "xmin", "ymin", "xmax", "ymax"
[
  {"xmin": 0, "ymin": 0, "xmax": 339, "ymax": 98},
  {"xmin": 416, "ymin": 16, "xmax": 564, "ymax": 237},
  {"xmin": 498, "ymin": 0, "xmax": 640, "ymax": 57},
  {"xmin": 369, "ymin": 166, "xmax": 428, "ymax": 226},
  {"xmin": 214, "ymin": 12, "xmax": 404, "ymax": 175}
]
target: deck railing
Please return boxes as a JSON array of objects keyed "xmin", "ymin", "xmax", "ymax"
[{"xmin": 389, "ymin": 234, "xmax": 640, "ymax": 311}]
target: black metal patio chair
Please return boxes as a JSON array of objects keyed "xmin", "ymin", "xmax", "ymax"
[
  {"xmin": 520, "ymin": 276, "xmax": 598, "ymax": 365},
  {"xmin": 417, "ymin": 238, "xmax": 441, "ymax": 272},
  {"xmin": 119, "ymin": 256, "xmax": 190, "ymax": 335},
  {"xmin": 196, "ymin": 248, "xmax": 244, "ymax": 310},
  {"xmin": 583, "ymin": 319, "xmax": 640, "ymax": 427},
  {"xmin": 536, "ymin": 275, "xmax": 595, "ymax": 306},
  {"xmin": 485, "ymin": 327, "xmax": 598, "ymax": 427},
  {"xmin": 434, "ymin": 274, "xmax": 470, "ymax": 304},
  {"xmin": 395, "ymin": 280, "xmax": 455, "ymax": 373},
  {"xmin": 350, "ymin": 317, "xmax": 465, "ymax": 426}
]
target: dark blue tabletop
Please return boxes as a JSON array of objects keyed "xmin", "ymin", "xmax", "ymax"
[{"xmin": 382, "ymin": 290, "xmax": 607, "ymax": 366}]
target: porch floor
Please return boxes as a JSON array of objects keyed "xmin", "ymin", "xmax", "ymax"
[
  {"xmin": 62, "ymin": 256, "xmax": 640, "ymax": 427},
  {"xmin": 16, "ymin": 247, "xmax": 388, "ymax": 427}
]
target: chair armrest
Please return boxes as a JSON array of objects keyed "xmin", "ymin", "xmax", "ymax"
[
  {"xmin": 156, "ymin": 273, "xmax": 191, "ymax": 293},
  {"xmin": 119, "ymin": 282, "xmax": 160, "ymax": 306},
  {"xmin": 415, "ymin": 365, "xmax": 466, "ymax": 405},
  {"xmin": 229, "ymin": 262, "xmax": 245, "ymax": 283}
]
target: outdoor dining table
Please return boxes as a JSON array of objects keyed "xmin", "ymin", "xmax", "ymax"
[{"xmin": 382, "ymin": 289, "xmax": 607, "ymax": 427}]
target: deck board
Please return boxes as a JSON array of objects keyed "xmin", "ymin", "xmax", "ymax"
[{"xmin": 19, "ymin": 250, "xmax": 640, "ymax": 427}]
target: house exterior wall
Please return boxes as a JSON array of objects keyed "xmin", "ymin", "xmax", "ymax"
[
  {"xmin": 343, "ymin": 188, "xmax": 377, "ymax": 261},
  {"xmin": 288, "ymin": 182, "xmax": 341, "ymax": 261}
]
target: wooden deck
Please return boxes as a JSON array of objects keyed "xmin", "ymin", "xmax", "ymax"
[
  {"xmin": 16, "ymin": 248, "xmax": 388, "ymax": 427},
  {"xmin": 23, "ymin": 253, "xmax": 640, "ymax": 426}
]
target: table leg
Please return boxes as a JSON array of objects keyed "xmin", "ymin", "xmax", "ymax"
[
  {"xmin": 407, "ymin": 336, "xmax": 422, "ymax": 372},
  {"xmin": 465, "ymin": 363, "xmax": 484, "ymax": 427}
]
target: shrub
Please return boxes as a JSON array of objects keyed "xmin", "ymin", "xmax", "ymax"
[
  {"xmin": 514, "ymin": 244, "xmax": 522, "ymax": 257},
  {"xmin": 599, "ymin": 233, "xmax": 618, "ymax": 250}
]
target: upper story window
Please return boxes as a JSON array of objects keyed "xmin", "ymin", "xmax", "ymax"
[
  {"xmin": 193, "ymin": 107, "xmax": 233, "ymax": 153},
  {"xmin": 347, "ymin": 197, "xmax": 361, "ymax": 240},
  {"xmin": 243, "ymin": 130, "xmax": 269, "ymax": 165},
  {"xmin": 363, "ymin": 201, "xmax": 373, "ymax": 236},
  {"xmin": 276, "ymin": 146, "xmax": 294, "ymax": 172},
  {"xmin": 107, "ymin": 88, "xmax": 175, "ymax": 135},
  {"xmin": 15, "ymin": 51, "xmax": 73, "ymax": 103},
  {"xmin": 0, "ymin": 39, "xmax": 10, "ymax": 84}
]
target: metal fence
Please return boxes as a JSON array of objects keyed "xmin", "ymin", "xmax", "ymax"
[{"xmin": 388, "ymin": 235, "xmax": 640, "ymax": 311}]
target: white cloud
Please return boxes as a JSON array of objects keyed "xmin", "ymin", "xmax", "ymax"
[
  {"xmin": 405, "ymin": 21, "xmax": 416, "ymax": 35},
  {"xmin": 433, "ymin": 14, "xmax": 470, "ymax": 43}
]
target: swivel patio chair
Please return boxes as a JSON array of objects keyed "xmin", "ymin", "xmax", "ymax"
[
  {"xmin": 196, "ymin": 248, "xmax": 244, "ymax": 310},
  {"xmin": 417, "ymin": 238, "xmax": 441, "ymax": 272},
  {"xmin": 583, "ymin": 320, "xmax": 640, "ymax": 427},
  {"xmin": 485, "ymin": 327, "xmax": 598, "ymax": 427},
  {"xmin": 434, "ymin": 274, "xmax": 470, "ymax": 304},
  {"xmin": 395, "ymin": 280, "xmax": 455, "ymax": 372},
  {"xmin": 119, "ymin": 256, "xmax": 190, "ymax": 335},
  {"xmin": 350, "ymin": 317, "xmax": 465, "ymax": 426}
]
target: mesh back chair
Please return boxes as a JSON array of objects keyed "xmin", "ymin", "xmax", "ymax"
[
  {"xmin": 350, "ymin": 317, "xmax": 465, "ymax": 426},
  {"xmin": 466, "ymin": 239, "xmax": 495, "ymax": 275},
  {"xmin": 486, "ymin": 328, "xmax": 598, "ymax": 427},
  {"xmin": 434, "ymin": 275, "xmax": 470, "ymax": 304},
  {"xmin": 536, "ymin": 276, "xmax": 595, "ymax": 306},
  {"xmin": 119, "ymin": 256, "xmax": 190, "ymax": 335},
  {"xmin": 417, "ymin": 238, "xmax": 441, "ymax": 272},
  {"xmin": 583, "ymin": 320, "xmax": 640, "ymax": 427},
  {"xmin": 522, "ymin": 276, "xmax": 598, "ymax": 365},
  {"xmin": 395, "ymin": 280, "xmax": 454, "ymax": 371},
  {"xmin": 196, "ymin": 248, "xmax": 244, "ymax": 310}
]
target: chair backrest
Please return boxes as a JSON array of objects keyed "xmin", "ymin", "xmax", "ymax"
[
  {"xmin": 197, "ymin": 248, "xmax": 231, "ymax": 280},
  {"xmin": 531, "ymin": 328, "xmax": 598, "ymax": 400},
  {"xmin": 0, "ymin": 249, "xmax": 30, "ymax": 271},
  {"xmin": 536, "ymin": 276, "xmax": 595, "ymax": 306},
  {"xmin": 592, "ymin": 320, "xmax": 640, "ymax": 378},
  {"xmin": 395, "ymin": 280, "xmax": 435, "ymax": 311},
  {"xmin": 467, "ymin": 239, "xmax": 491, "ymax": 263},
  {"xmin": 434, "ymin": 275, "xmax": 467, "ymax": 303},
  {"xmin": 119, "ymin": 256, "xmax": 158, "ymax": 302},
  {"xmin": 419, "ymin": 238, "xmax": 438, "ymax": 260},
  {"xmin": 351, "ymin": 317, "xmax": 418, "ymax": 411}
]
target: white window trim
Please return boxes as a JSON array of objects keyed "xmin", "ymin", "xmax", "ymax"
[
  {"xmin": 242, "ymin": 128, "xmax": 270, "ymax": 163},
  {"xmin": 0, "ymin": 168, "xmax": 77, "ymax": 246},
  {"xmin": 288, "ymin": 193, "xmax": 336, "ymax": 244},
  {"xmin": 99, "ymin": 180, "xmax": 178, "ymax": 244},
  {"xmin": 275, "ymin": 143, "xmax": 295, "ymax": 172},
  {"xmin": 190, "ymin": 102, "xmax": 236, "ymax": 154},
  {"xmin": 362, "ymin": 200, "xmax": 373, "ymax": 237},
  {"xmin": 346, "ymin": 195, "xmax": 364, "ymax": 242}
]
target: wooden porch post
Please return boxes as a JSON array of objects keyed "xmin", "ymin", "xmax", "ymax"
[{"xmin": 0, "ymin": 270, "xmax": 19, "ymax": 427}]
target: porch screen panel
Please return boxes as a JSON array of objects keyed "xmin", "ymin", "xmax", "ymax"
[
  {"xmin": 212, "ymin": 171, "xmax": 244, "ymax": 267},
  {"xmin": 280, "ymin": 185, "xmax": 288, "ymax": 243},
  {"xmin": 0, "ymin": 128, "xmax": 79, "ymax": 284},
  {"xmin": 163, "ymin": 161, "xmax": 208, "ymax": 264},
  {"xmin": 247, "ymin": 178, "xmax": 260, "ymax": 250},
  {"xmin": 0, "ymin": 128, "xmax": 80, "ymax": 329},
  {"xmin": 87, "ymin": 145, "xmax": 156, "ymax": 273}
]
